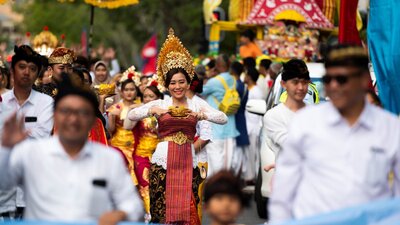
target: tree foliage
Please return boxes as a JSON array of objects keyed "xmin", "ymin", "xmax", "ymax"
[{"xmin": 15, "ymin": 0, "xmax": 204, "ymax": 68}]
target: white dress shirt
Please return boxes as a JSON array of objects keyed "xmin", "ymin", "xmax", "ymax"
[
  {"xmin": 263, "ymin": 103, "xmax": 295, "ymax": 156},
  {"xmin": 1, "ymin": 89, "xmax": 54, "ymax": 138},
  {"xmin": 245, "ymin": 85, "xmax": 264, "ymax": 135},
  {"xmin": 0, "ymin": 136, "xmax": 143, "ymax": 222},
  {"xmin": 269, "ymin": 101, "xmax": 400, "ymax": 223}
]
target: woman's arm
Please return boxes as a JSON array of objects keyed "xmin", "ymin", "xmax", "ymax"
[
  {"xmin": 127, "ymin": 100, "xmax": 163, "ymax": 121},
  {"xmin": 197, "ymin": 100, "xmax": 227, "ymax": 124}
]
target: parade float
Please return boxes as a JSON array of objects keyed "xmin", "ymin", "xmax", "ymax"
[{"xmin": 205, "ymin": 0, "xmax": 339, "ymax": 62}]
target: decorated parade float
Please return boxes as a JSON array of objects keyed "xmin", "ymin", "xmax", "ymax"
[{"xmin": 205, "ymin": 0, "xmax": 339, "ymax": 62}]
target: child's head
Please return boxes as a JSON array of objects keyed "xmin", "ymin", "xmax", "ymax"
[{"xmin": 204, "ymin": 170, "xmax": 245, "ymax": 225}]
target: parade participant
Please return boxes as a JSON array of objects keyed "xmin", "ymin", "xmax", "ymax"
[
  {"xmin": 127, "ymin": 28, "xmax": 227, "ymax": 225},
  {"xmin": 203, "ymin": 170, "xmax": 247, "ymax": 225},
  {"xmin": 202, "ymin": 54, "xmax": 240, "ymax": 177},
  {"xmin": 0, "ymin": 74, "xmax": 143, "ymax": 224},
  {"xmin": 243, "ymin": 67, "xmax": 263, "ymax": 183},
  {"xmin": 126, "ymin": 81, "xmax": 163, "ymax": 220},
  {"xmin": 1, "ymin": 46, "xmax": 53, "ymax": 220},
  {"xmin": 239, "ymin": 29, "xmax": 262, "ymax": 59},
  {"xmin": 264, "ymin": 59, "xmax": 310, "ymax": 157},
  {"xmin": 230, "ymin": 61, "xmax": 249, "ymax": 176},
  {"xmin": 269, "ymin": 45, "xmax": 400, "ymax": 222},
  {"xmin": 257, "ymin": 59, "xmax": 273, "ymax": 99},
  {"xmin": 93, "ymin": 61, "xmax": 116, "ymax": 114},
  {"xmin": 138, "ymin": 76, "xmax": 149, "ymax": 95},
  {"xmin": 48, "ymin": 47, "xmax": 75, "ymax": 82},
  {"xmin": 107, "ymin": 73, "xmax": 140, "ymax": 185}
]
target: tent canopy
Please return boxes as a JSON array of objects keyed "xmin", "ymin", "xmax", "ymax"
[{"xmin": 245, "ymin": 0, "xmax": 333, "ymax": 29}]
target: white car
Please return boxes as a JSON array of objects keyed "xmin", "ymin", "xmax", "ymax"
[{"xmin": 247, "ymin": 63, "xmax": 326, "ymax": 219}]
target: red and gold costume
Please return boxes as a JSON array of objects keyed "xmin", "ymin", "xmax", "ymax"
[
  {"xmin": 108, "ymin": 102, "xmax": 137, "ymax": 184},
  {"xmin": 132, "ymin": 116, "xmax": 159, "ymax": 213}
]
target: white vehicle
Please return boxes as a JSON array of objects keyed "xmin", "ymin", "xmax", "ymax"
[{"xmin": 246, "ymin": 63, "xmax": 326, "ymax": 219}]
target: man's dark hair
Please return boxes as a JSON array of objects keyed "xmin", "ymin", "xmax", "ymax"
[
  {"xmin": 282, "ymin": 59, "xmax": 310, "ymax": 81},
  {"xmin": 240, "ymin": 29, "xmax": 256, "ymax": 42},
  {"xmin": 230, "ymin": 61, "xmax": 244, "ymax": 76},
  {"xmin": 54, "ymin": 73, "xmax": 99, "ymax": 113},
  {"xmin": 11, "ymin": 45, "xmax": 42, "ymax": 73},
  {"xmin": 75, "ymin": 55, "xmax": 90, "ymax": 70},
  {"xmin": 260, "ymin": 59, "xmax": 272, "ymax": 70},
  {"xmin": 247, "ymin": 67, "xmax": 259, "ymax": 83},
  {"xmin": 242, "ymin": 57, "xmax": 256, "ymax": 70}
]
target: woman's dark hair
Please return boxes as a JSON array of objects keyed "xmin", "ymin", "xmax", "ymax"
[
  {"xmin": 165, "ymin": 68, "xmax": 191, "ymax": 87},
  {"xmin": 203, "ymin": 170, "xmax": 248, "ymax": 207},
  {"xmin": 247, "ymin": 67, "xmax": 259, "ymax": 83},
  {"xmin": 72, "ymin": 67, "xmax": 85, "ymax": 84},
  {"xmin": 80, "ymin": 68, "xmax": 92, "ymax": 85},
  {"xmin": 145, "ymin": 85, "xmax": 164, "ymax": 100},
  {"xmin": 120, "ymin": 79, "xmax": 139, "ymax": 94},
  {"xmin": 189, "ymin": 73, "xmax": 203, "ymax": 94}
]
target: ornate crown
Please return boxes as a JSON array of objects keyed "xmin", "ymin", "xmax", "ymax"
[
  {"xmin": 157, "ymin": 28, "xmax": 194, "ymax": 87},
  {"xmin": 48, "ymin": 47, "xmax": 75, "ymax": 65},
  {"xmin": 120, "ymin": 65, "xmax": 141, "ymax": 87}
]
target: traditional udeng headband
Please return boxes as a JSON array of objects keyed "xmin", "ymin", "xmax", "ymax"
[
  {"xmin": 48, "ymin": 47, "xmax": 75, "ymax": 65},
  {"xmin": 328, "ymin": 47, "xmax": 367, "ymax": 61},
  {"xmin": 157, "ymin": 28, "xmax": 194, "ymax": 87}
]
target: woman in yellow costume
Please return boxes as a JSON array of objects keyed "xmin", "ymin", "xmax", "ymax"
[
  {"xmin": 107, "ymin": 72, "xmax": 141, "ymax": 184},
  {"xmin": 127, "ymin": 29, "xmax": 227, "ymax": 225}
]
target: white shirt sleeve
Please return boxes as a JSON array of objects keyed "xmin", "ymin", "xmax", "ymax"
[
  {"xmin": 196, "ymin": 98, "xmax": 227, "ymax": 125},
  {"xmin": 264, "ymin": 107, "xmax": 289, "ymax": 154},
  {"xmin": 268, "ymin": 114, "xmax": 305, "ymax": 223},
  {"xmin": 108, "ymin": 152, "xmax": 143, "ymax": 221},
  {"xmin": 0, "ymin": 143, "xmax": 28, "ymax": 189}
]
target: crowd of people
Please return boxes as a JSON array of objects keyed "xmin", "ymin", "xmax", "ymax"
[{"xmin": 0, "ymin": 26, "xmax": 399, "ymax": 225}]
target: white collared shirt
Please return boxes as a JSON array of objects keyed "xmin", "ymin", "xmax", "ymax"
[
  {"xmin": 1, "ymin": 89, "xmax": 54, "ymax": 138},
  {"xmin": 0, "ymin": 136, "xmax": 143, "ymax": 222},
  {"xmin": 269, "ymin": 101, "xmax": 400, "ymax": 223}
]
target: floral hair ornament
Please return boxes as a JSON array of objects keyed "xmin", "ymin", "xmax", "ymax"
[
  {"xmin": 146, "ymin": 74, "xmax": 166, "ymax": 93},
  {"xmin": 120, "ymin": 65, "xmax": 141, "ymax": 88},
  {"xmin": 157, "ymin": 28, "xmax": 195, "ymax": 87}
]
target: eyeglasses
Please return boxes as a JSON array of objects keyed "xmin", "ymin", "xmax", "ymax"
[
  {"xmin": 322, "ymin": 72, "xmax": 362, "ymax": 85},
  {"xmin": 57, "ymin": 107, "xmax": 93, "ymax": 118}
]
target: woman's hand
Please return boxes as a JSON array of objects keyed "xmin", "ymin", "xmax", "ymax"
[
  {"xmin": 149, "ymin": 106, "xmax": 168, "ymax": 117},
  {"xmin": 189, "ymin": 110, "xmax": 207, "ymax": 121}
]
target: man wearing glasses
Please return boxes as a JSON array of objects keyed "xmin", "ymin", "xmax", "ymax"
[
  {"xmin": 269, "ymin": 45, "xmax": 400, "ymax": 223},
  {"xmin": 0, "ymin": 75, "xmax": 143, "ymax": 224}
]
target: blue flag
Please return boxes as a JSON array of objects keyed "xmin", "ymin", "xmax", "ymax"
[{"xmin": 368, "ymin": 0, "xmax": 400, "ymax": 115}]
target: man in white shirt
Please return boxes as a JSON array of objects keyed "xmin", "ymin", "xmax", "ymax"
[
  {"xmin": 264, "ymin": 59, "xmax": 310, "ymax": 156},
  {"xmin": 243, "ymin": 67, "xmax": 264, "ymax": 182},
  {"xmin": 0, "ymin": 45, "xmax": 54, "ymax": 220},
  {"xmin": 269, "ymin": 45, "xmax": 400, "ymax": 223},
  {"xmin": 0, "ymin": 76, "xmax": 143, "ymax": 224}
]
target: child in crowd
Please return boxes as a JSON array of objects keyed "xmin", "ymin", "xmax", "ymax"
[{"xmin": 204, "ymin": 170, "xmax": 247, "ymax": 225}]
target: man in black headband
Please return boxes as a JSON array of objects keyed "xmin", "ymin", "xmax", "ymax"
[
  {"xmin": 0, "ymin": 74, "xmax": 143, "ymax": 224},
  {"xmin": 269, "ymin": 45, "xmax": 400, "ymax": 222},
  {"xmin": 263, "ymin": 59, "xmax": 310, "ymax": 157},
  {"xmin": 0, "ymin": 45, "xmax": 54, "ymax": 220}
]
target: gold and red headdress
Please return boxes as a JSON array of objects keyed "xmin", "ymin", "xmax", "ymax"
[
  {"xmin": 157, "ymin": 28, "xmax": 194, "ymax": 87},
  {"xmin": 120, "ymin": 65, "xmax": 141, "ymax": 87},
  {"xmin": 48, "ymin": 47, "xmax": 75, "ymax": 65}
]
